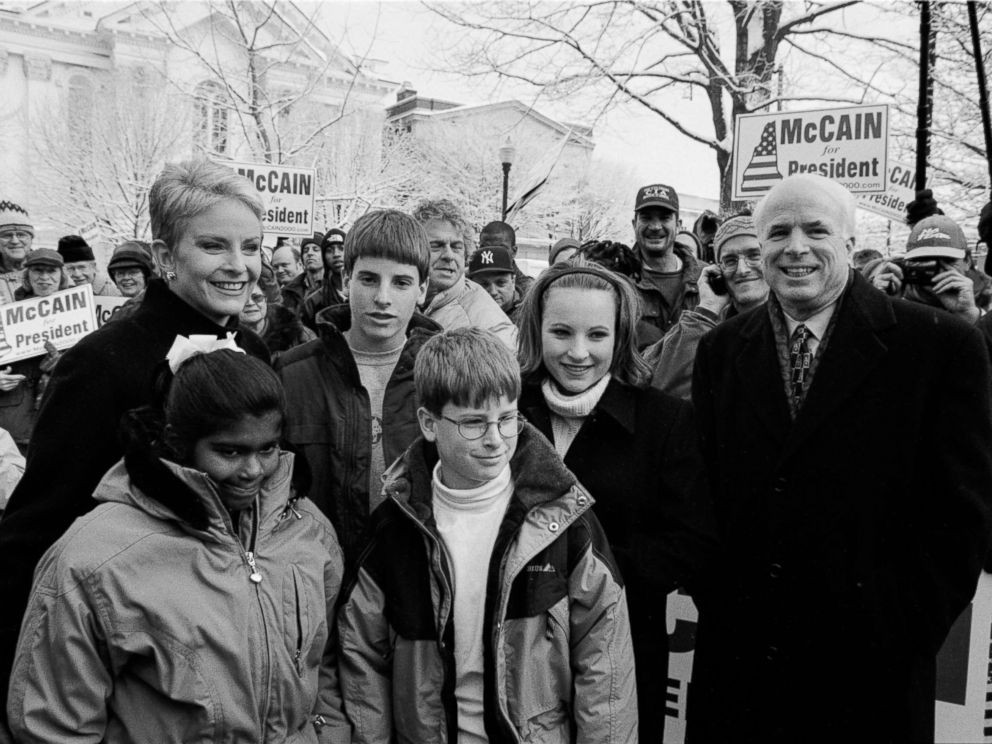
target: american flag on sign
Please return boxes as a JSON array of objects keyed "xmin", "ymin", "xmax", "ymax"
[{"xmin": 740, "ymin": 122, "xmax": 783, "ymax": 193}]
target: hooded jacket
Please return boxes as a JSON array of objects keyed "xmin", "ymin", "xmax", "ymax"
[
  {"xmin": 7, "ymin": 433, "xmax": 348, "ymax": 744},
  {"xmin": 336, "ymin": 424, "xmax": 638, "ymax": 744},
  {"xmin": 277, "ymin": 306, "xmax": 441, "ymax": 567}
]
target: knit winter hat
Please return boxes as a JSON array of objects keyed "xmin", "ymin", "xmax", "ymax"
[
  {"xmin": 713, "ymin": 215, "xmax": 757, "ymax": 260},
  {"xmin": 322, "ymin": 228, "xmax": 346, "ymax": 248},
  {"xmin": 24, "ymin": 248, "xmax": 63, "ymax": 269},
  {"xmin": 0, "ymin": 201, "xmax": 34, "ymax": 235},
  {"xmin": 57, "ymin": 235, "xmax": 95, "ymax": 263},
  {"xmin": 549, "ymin": 237, "xmax": 580, "ymax": 263},
  {"xmin": 107, "ymin": 241, "xmax": 154, "ymax": 277}
]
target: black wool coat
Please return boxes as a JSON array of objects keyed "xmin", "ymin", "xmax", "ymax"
[
  {"xmin": 0, "ymin": 278, "xmax": 269, "ymax": 720},
  {"xmin": 519, "ymin": 378, "xmax": 714, "ymax": 741},
  {"xmin": 689, "ymin": 271, "xmax": 992, "ymax": 744}
]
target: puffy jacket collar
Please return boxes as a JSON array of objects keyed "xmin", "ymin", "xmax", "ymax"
[
  {"xmin": 381, "ymin": 422, "xmax": 592, "ymax": 525},
  {"xmin": 108, "ymin": 412, "xmax": 311, "ymax": 536},
  {"xmin": 423, "ymin": 277, "xmax": 469, "ymax": 315}
]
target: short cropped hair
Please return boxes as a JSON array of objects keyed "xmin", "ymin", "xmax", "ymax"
[
  {"xmin": 415, "ymin": 328, "xmax": 521, "ymax": 415},
  {"xmin": 164, "ymin": 349, "xmax": 285, "ymax": 463},
  {"xmin": 411, "ymin": 198, "xmax": 474, "ymax": 250},
  {"xmin": 344, "ymin": 209, "xmax": 430, "ymax": 281},
  {"xmin": 517, "ymin": 262, "xmax": 650, "ymax": 388},
  {"xmin": 480, "ymin": 221, "xmax": 516, "ymax": 246},
  {"xmin": 149, "ymin": 160, "xmax": 264, "ymax": 251}
]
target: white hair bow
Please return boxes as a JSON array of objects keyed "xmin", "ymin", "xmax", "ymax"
[{"xmin": 165, "ymin": 333, "xmax": 244, "ymax": 373}]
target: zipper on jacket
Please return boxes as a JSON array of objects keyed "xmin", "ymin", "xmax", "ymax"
[
  {"xmin": 244, "ymin": 506, "xmax": 262, "ymax": 584},
  {"xmin": 292, "ymin": 570, "xmax": 304, "ymax": 676}
]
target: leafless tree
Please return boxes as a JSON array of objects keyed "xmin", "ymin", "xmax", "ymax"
[
  {"xmin": 426, "ymin": 0, "xmax": 915, "ymax": 210},
  {"xmin": 143, "ymin": 0, "xmax": 381, "ymax": 165},
  {"xmin": 30, "ymin": 69, "xmax": 189, "ymax": 242}
]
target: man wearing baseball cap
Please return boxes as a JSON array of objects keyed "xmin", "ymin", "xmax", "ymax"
[
  {"xmin": 467, "ymin": 244, "xmax": 521, "ymax": 322},
  {"xmin": 630, "ymin": 183, "xmax": 703, "ymax": 348},
  {"xmin": 870, "ymin": 215, "xmax": 982, "ymax": 325},
  {"xmin": 644, "ymin": 213, "xmax": 769, "ymax": 400}
]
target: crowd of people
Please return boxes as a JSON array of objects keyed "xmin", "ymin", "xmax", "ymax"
[{"xmin": 0, "ymin": 160, "xmax": 988, "ymax": 743}]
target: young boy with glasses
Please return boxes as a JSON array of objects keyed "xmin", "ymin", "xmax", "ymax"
[{"xmin": 335, "ymin": 327, "xmax": 637, "ymax": 743}]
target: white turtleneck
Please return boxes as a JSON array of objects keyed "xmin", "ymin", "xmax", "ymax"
[
  {"xmin": 432, "ymin": 462, "xmax": 513, "ymax": 744},
  {"xmin": 540, "ymin": 374, "xmax": 611, "ymax": 457}
]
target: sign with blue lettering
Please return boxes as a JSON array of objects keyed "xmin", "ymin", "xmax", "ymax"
[
  {"xmin": 226, "ymin": 161, "xmax": 316, "ymax": 238},
  {"xmin": 0, "ymin": 285, "xmax": 96, "ymax": 363},
  {"xmin": 732, "ymin": 104, "xmax": 888, "ymax": 200}
]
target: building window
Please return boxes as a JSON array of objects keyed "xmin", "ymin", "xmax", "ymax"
[{"xmin": 194, "ymin": 81, "xmax": 229, "ymax": 155}]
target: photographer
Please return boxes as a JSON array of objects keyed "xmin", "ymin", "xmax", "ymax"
[
  {"xmin": 869, "ymin": 215, "xmax": 983, "ymax": 325},
  {"xmin": 645, "ymin": 214, "xmax": 769, "ymax": 399}
]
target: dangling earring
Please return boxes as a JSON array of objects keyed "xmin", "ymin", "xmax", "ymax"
[{"xmin": 165, "ymin": 270, "xmax": 176, "ymax": 282}]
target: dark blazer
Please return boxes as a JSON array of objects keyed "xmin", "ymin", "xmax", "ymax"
[
  {"xmin": 519, "ymin": 378, "xmax": 713, "ymax": 741},
  {"xmin": 689, "ymin": 271, "xmax": 992, "ymax": 744}
]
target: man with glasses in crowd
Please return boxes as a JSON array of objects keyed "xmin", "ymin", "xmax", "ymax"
[
  {"xmin": 0, "ymin": 202, "xmax": 34, "ymax": 304},
  {"xmin": 645, "ymin": 214, "xmax": 769, "ymax": 400}
]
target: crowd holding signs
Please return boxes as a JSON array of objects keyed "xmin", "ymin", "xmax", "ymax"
[{"xmin": 0, "ymin": 101, "xmax": 990, "ymax": 744}]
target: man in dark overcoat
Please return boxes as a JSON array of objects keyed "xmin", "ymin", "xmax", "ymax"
[{"xmin": 689, "ymin": 173, "xmax": 992, "ymax": 744}]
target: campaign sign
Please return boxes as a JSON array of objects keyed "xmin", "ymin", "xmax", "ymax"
[
  {"xmin": 856, "ymin": 160, "xmax": 926, "ymax": 223},
  {"xmin": 228, "ymin": 161, "xmax": 316, "ymax": 238},
  {"xmin": 0, "ymin": 285, "xmax": 96, "ymax": 363},
  {"xmin": 732, "ymin": 104, "xmax": 889, "ymax": 200},
  {"xmin": 934, "ymin": 572, "xmax": 992, "ymax": 743},
  {"xmin": 94, "ymin": 296, "xmax": 130, "ymax": 329},
  {"xmin": 661, "ymin": 577, "xmax": 992, "ymax": 744}
]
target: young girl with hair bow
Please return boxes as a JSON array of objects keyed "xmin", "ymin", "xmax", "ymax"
[{"xmin": 7, "ymin": 340, "xmax": 348, "ymax": 744}]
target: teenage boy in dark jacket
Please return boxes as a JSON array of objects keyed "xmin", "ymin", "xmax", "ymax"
[{"xmin": 278, "ymin": 210, "xmax": 440, "ymax": 567}]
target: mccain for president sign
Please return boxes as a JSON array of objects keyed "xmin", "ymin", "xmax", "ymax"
[{"xmin": 732, "ymin": 104, "xmax": 889, "ymax": 201}]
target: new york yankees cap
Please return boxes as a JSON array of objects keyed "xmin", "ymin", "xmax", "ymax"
[{"xmin": 468, "ymin": 245, "xmax": 515, "ymax": 278}]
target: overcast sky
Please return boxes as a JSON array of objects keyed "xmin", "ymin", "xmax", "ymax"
[{"xmin": 326, "ymin": 0, "xmax": 723, "ymax": 200}]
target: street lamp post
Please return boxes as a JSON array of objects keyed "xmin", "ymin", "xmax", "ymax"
[{"xmin": 499, "ymin": 137, "xmax": 516, "ymax": 221}]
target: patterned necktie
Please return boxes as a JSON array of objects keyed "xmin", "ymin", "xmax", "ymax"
[{"xmin": 789, "ymin": 324, "xmax": 812, "ymax": 407}]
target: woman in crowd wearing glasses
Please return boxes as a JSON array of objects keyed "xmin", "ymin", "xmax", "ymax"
[
  {"xmin": 645, "ymin": 213, "xmax": 770, "ymax": 400},
  {"xmin": 515, "ymin": 260, "xmax": 714, "ymax": 741}
]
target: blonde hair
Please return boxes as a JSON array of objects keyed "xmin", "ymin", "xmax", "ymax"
[
  {"xmin": 149, "ymin": 160, "xmax": 264, "ymax": 250},
  {"xmin": 517, "ymin": 262, "xmax": 650, "ymax": 388}
]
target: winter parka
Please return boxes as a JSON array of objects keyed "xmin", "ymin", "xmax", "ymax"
[
  {"xmin": 277, "ymin": 306, "xmax": 441, "ymax": 567},
  {"xmin": 336, "ymin": 424, "xmax": 638, "ymax": 744},
  {"xmin": 422, "ymin": 277, "xmax": 518, "ymax": 350},
  {"xmin": 7, "ymin": 442, "xmax": 349, "ymax": 744}
]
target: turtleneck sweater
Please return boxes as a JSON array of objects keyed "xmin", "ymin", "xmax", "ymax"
[
  {"xmin": 432, "ymin": 462, "xmax": 513, "ymax": 744},
  {"xmin": 540, "ymin": 374, "xmax": 611, "ymax": 457}
]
